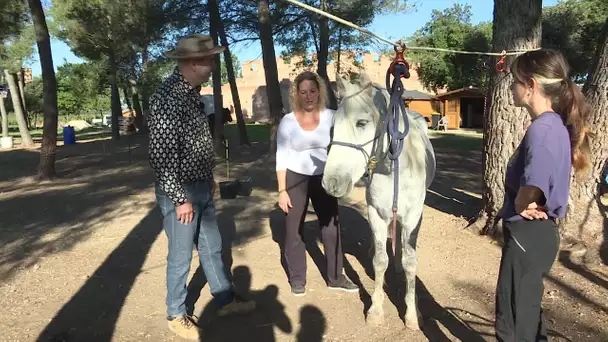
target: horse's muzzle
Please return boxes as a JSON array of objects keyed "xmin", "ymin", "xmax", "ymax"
[{"xmin": 322, "ymin": 175, "xmax": 353, "ymax": 198}]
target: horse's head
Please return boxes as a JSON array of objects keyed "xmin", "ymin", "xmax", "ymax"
[{"xmin": 322, "ymin": 73, "xmax": 388, "ymax": 198}]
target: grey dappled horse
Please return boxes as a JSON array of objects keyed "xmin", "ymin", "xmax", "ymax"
[{"xmin": 322, "ymin": 73, "xmax": 436, "ymax": 329}]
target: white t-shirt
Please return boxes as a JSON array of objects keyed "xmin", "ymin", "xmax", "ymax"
[{"xmin": 276, "ymin": 108, "xmax": 334, "ymax": 176}]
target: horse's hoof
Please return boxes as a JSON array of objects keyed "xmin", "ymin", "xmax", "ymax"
[
  {"xmin": 366, "ymin": 310, "xmax": 384, "ymax": 327},
  {"xmin": 405, "ymin": 317, "xmax": 421, "ymax": 331}
]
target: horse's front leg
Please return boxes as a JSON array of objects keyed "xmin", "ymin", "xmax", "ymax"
[
  {"xmin": 366, "ymin": 204, "xmax": 389, "ymax": 326},
  {"xmin": 400, "ymin": 209, "xmax": 423, "ymax": 330}
]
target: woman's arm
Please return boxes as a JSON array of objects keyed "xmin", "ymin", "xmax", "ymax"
[
  {"xmin": 275, "ymin": 118, "xmax": 290, "ymax": 192},
  {"xmin": 514, "ymin": 186, "xmax": 544, "ymax": 213}
]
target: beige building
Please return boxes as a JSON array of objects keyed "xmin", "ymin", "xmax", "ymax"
[{"xmin": 199, "ymin": 51, "xmax": 433, "ymax": 122}]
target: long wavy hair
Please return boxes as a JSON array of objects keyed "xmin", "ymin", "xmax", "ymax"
[
  {"xmin": 511, "ymin": 49, "xmax": 591, "ymax": 175},
  {"xmin": 289, "ymin": 71, "xmax": 329, "ymax": 112}
]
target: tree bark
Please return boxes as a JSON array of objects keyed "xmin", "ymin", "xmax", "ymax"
[
  {"xmin": 109, "ymin": 59, "xmax": 121, "ymax": 140},
  {"xmin": 560, "ymin": 17, "xmax": 608, "ymax": 263},
  {"xmin": 140, "ymin": 44, "xmax": 150, "ymax": 123},
  {"xmin": 1, "ymin": 96, "xmax": 8, "ymax": 138},
  {"xmin": 130, "ymin": 82, "xmax": 144, "ymax": 133},
  {"xmin": 5, "ymin": 70, "xmax": 33, "ymax": 147},
  {"xmin": 210, "ymin": 0, "xmax": 249, "ymax": 146},
  {"xmin": 257, "ymin": 0, "xmax": 284, "ymax": 155},
  {"xmin": 123, "ymin": 86, "xmax": 133, "ymax": 111},
  {"xmin": 28, "ymin": 0, "xmax": 58, "ymax": 179},
  {"xmin": 18, "ymin": 67, "xmax": 29, "ymax": 128},
  {"xmin": 317, "ymin": 0, "xmax": 337, "ymax": 110},
  {"xmin": 209, "ymin": 0, "xmax": 225, "ymax": 153},
  {"xmin": 470, "ymin": 0, "xmax": 543, "ymax": 237}
]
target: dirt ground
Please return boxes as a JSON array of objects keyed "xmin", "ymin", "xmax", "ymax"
[{"xmin": 0, "ymin": 131, "xmax": 607, "ymax": 342}]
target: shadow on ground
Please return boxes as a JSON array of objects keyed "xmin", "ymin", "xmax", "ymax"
[
  {"xmin": 37, "ymin": 204, "xmax": 163, "ymax": 341},
  {"xmin": 268, "ymin": 204, "xmax": 486, "ymax": 341},
  {"xmin": 452, "ymin": 279, "xmax": 608, "ymax": 342},
  {"xmin": 425, "ymin": 147, "xmax": 482, "ymax": 222},
  {"xmin": 0, "ymin": 136, "xmax": 154, "ymax": 281}
]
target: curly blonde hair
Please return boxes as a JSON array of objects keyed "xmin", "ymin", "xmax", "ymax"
[{"xmin": 289, "ymin": 71, "xmax": 329, "ymax": 112}]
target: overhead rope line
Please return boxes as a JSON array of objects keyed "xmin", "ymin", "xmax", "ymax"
[{"xmin": 283, "ymin": 0, "xmax": 540, "ymax": 57}]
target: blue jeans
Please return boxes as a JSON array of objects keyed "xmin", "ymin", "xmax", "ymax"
[{"xmin": 155, "ymin": 180, "xmax": 234, "ymax": 318}]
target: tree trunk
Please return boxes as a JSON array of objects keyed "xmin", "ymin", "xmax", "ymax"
[
  {"xmin": 5, "ymin": 70, "xmax": 33, "ymax": 147},
  {"xmin": 1, "ymin": 96, "xmax": 8, "ymax": 138},
  {"xmin": 130, "ymin": 82, "xmax": 144, "ymax": 133},
  {"xmin": 317, "ymin": 0, "xmax": 337, "ymax": 110},
  {"xmin": 470, "ymin": 0, "xmax": 543, "ymax": 237},
  {"xmin": 123, "ymin": 86, "xmax": 133, "ymax": 111},
  {"xmin": 140, "ymin": 45, "xmax": 150, "ymax": 124},
  {"xmin": 560, "ymin": 18, "xmax": 608, "ymax": 263},
  {"xmin": 29, "ymin": 0, "xmax": 59, "ymax": 179},
  {"xmin": 210, "ymin": 0, "xmax": 249, "ymax": 146},
  {"xmin": 109, "ymin": 60, "xmax": 121, "ymax": 140},
  {"xmin": 18, "ymin": 68, "xmax": 29, "ymax": 128},
  {"xmin": 257, "ymin": 0, "xmax": 284, "ymax": 155},
  {"xmin": 209, "ymin": 0, "xmax": 225, "ymax": 153}
]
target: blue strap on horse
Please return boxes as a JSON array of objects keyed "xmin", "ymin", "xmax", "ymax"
[{"xmin": 384, "ymin": 44, "xmax": 411, "ymax": 255}]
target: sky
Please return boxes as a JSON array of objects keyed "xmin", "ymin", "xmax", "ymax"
[{"xmin": 28, "ymin": 0, "xmax": 560, "ymax": 77}]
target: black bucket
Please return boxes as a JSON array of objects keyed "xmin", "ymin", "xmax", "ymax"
[
  {"xmin": 237, "ymin": 176, "xmax": 253, "ymax": 197},
  {"xmin": 219, "ymin": 180, "xmax": 239, "ymax": 199}
]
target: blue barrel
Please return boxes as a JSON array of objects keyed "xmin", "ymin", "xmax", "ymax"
[{"xmin": 63, "ymin": 126, "xmax": 76, "ymax": 145}]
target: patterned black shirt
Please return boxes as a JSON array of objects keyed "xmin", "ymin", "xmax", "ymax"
[{"xmin": 148, "ymin": 67, "xmax": 215, "ymax": 206}]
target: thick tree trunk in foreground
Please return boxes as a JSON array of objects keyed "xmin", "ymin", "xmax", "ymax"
[
  {"xmin": 560, "ymin": 18, "xmax": 608, "ymax": 264},
  {"xmin": 29, "ymin": 0, "xmax": 59, "ymax": 179},
  {"xmin": 210, "ymin": 0, "xmax": 249, "ymax": 146},
  {"xmin": 470, "ymin": 0, "xmax": 543, "ymax": 237},
  {"xmin": 5, "ymin": 70, "xmax": 33, "ymax": 147},
  {"xmin": 257, "ymin": 0, "xmax": 284, "ymax": 155}
]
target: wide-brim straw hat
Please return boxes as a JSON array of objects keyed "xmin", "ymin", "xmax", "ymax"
[{"xmin": 165, "ymin": 34, "xmax": 226, "ymax": 60}]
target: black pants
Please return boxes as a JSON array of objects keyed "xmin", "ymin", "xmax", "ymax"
[
  {"xmin": 495, "ymin": 219, "xmax": 560, "ymax": 342},
  {"xmin": 284, "ymin": 170, "xmax": 344, "ymax": 287}
]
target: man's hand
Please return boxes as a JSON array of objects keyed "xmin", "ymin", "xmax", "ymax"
[{"xmin": 176, "ymin": 201, "xmax": 194, "ymax": 224}]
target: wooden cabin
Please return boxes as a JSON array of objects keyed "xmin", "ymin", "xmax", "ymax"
[{"xmin": 434, "ymin": 86, "xmax": 486, "ymax": 130}]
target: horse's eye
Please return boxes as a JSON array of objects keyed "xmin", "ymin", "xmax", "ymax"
[{"xmin": 356, "ymin": 120, "xmax": 368, "ymax": 128}]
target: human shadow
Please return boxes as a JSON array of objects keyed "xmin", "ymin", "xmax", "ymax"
[
  {"xmin": 197, "ymin": 265, "xmax": 292, "ymax": 341},
  {"xmin": 184, "ymin": 194, "xmax": 270, "ymax": 315},
  {"xmin": 37, "ymin": 205, "xmax": 163, "ymax": 341},
  {"xmin": 296, "ymin": 305, "xmax": 326, "ymax": 342}
]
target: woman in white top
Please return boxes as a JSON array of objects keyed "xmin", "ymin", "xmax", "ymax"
[{"xmin": 276, "ymin": 71, "xmax": 358, "ymax": 296}]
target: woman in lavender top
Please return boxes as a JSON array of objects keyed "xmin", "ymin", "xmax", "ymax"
[{"xmin": 495, "ymin": 49, "xmax": 591, "ymax": 341}]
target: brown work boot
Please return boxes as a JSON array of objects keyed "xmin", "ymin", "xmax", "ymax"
[
  {"xmin": 167, "ymin": 315, "xmax": 200, "ymax": 340},
  {"xmin": 217, "ymin": 294, "xmax": 256, "ymax": 317}
]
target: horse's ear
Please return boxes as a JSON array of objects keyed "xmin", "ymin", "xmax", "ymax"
[
  {"xmin": 359, "ymin": 73, "xmax": 373, "ymax": 97},
  {"xmin": 335, "ymin": 75, "xmax": 349, "ymax": 97},
  {"xmin": 359, "ymin": 72, "xmax": 372, "ymax": 86}
]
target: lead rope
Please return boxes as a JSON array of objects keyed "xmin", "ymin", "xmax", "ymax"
[{"xmin": 385, "ymin": 61, "xmax": 410, "ymax": 256}]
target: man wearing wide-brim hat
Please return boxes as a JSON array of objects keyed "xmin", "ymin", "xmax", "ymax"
[{"xmin": 147, "ymin": 34, "xmax": 255, "ymax": 340}]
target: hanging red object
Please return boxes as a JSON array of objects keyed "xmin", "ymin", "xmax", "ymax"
[
  {"xmin": 495, "ymin": 50, "xmax": 507, "ymax": 72},
  {"xmin": 388, "ymin": 40, "xmax": 410, "ymax": 78}
]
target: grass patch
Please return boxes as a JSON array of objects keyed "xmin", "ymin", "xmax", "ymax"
[
  {"xmin": 224, "ymin": 123, "xmax": 271, "ymax": 143},
  {"xmin": 8, "ymin": 126, "xmax": 111, "ymax": 142},
  {"xmin": 428, "ymin": 131, "xmax": 483, "ymax": 151}
]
